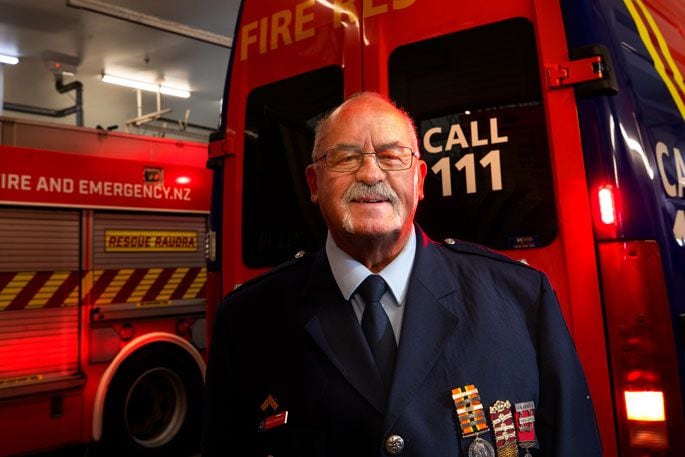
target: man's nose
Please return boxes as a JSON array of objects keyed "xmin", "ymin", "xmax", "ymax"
[{"xmin": 355, "ymin": 153, "xmax": 385, "ymax": 183}]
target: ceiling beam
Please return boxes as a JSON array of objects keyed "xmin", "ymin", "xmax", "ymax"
[{"xmin": 66, "ymin": 0, "xmax": 233, "ymax": 49}]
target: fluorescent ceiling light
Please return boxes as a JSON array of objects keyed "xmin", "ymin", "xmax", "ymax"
[
  {"xmin": 159, "ymin": 86, "xmax": 191, "ymax": 98},
  {"xmin": 0, "ymin": 54, "xmax": 19, "ymax": 65},
  {"xmin": 101, "ymin": 74, "xmax": 190, "ymax": 98}
]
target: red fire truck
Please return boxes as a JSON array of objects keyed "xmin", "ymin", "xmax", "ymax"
[
  {"xmin": 0, "ymin": 117, "xmax": 211, "ymax": 456},
  {"xmin": 207, "ymin": 0, "xmax": 685, "ymax": 455}
]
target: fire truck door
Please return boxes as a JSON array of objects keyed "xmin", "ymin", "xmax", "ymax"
[
  {"xmin": 361, "ymin": 1, "xmax": 616, "ymax": 454},
  {"xmin": 226, "ymin": 0, "xmax": 363, "ymax": 274}
]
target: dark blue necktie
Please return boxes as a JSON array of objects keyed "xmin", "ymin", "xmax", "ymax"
[{"xmin": 358, "ymin": 274, "xmax": 397, "ymax": 391}]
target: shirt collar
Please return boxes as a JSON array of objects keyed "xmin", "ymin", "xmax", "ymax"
[{"xmin": 325, "ymin": 227, "xmax": 416, "ymax": 305}]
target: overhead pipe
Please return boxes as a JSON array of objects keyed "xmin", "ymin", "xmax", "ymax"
[
  {"xmin": 55, "ymin": 73, "xmax": 84, "ymax": 126},
  {"xmin": 3, "ymin": 73, "xmax": 84, "ymax": 126}
]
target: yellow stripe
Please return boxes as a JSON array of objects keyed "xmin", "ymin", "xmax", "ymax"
[
  {"xmin": 129, "ymin": 268, "xmax": 163, "ymax": 302},
  {"xmin": 183, "ymin": 270, "xmax": 207, "ymax": 299},
  {"xmin": 624, "ymin": 0, "xmax": 685, "ymax": 119},
  {"xmin": 0, "ymin": 272, "xmax": 35, "ymax": 310},
  {"xmin": 157, "ymin": 267, "xmax": 189, "ymax": 301},
  {"xmin": 95, "ymin": 269, "xmax": 134, "ymax": 305},
  {"xmin": 634, "ymin": 0, "xmax": 685, "ymax": 90},
  {"xmin": 80, "ymin": 271, "xmax": 95, "ymax": 301},
  {"xmin": 26, "ymin": 271, "xmax": 64, "ymax": 309}
]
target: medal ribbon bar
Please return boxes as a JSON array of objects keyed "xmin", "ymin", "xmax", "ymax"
[
  {"xmin": 451, "ymin": 384, "xmax": 489, "ymax": 437},
  {"xmin": 514, "ymin": 401, "xmax": 537, "ymax": 457},
  {"xmin": 489, "ymin": 400, "xmax": 518, "ymax": 457}
]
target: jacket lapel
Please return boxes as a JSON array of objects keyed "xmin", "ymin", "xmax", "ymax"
[
  {"xmin": 301, "ymin": 250, "xmax": 387, "ymax": 414},
  {"xmin": 384, "ymin": 229, "xmax": 461, "ymax": 428}
]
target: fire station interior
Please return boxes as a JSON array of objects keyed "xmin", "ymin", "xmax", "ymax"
[
  {"xmin": 2, "ymin": 1, "xmax": 684, "ymax": 456},
  {"xmin": 1, "ymin": 1, "xmax": 239, "ymax": 456},
  {"xmin": 1, "ymin": 0, "xmax": 240, "ymax": 142}
]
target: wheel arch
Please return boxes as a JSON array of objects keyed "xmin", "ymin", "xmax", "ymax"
[{"xmin": 92, "ymin": 332, "xmax": 206, "ymax": 442}]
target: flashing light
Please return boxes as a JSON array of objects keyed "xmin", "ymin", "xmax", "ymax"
[
  {"xmin": 101, "ymin": 74, "xmax": 190, "ymax": 99},
  {"xmin": 144, "ymin": 168, "xmax": 163, "ymax": 183},
  {"xmin": 175, "ymin": 176, "xmax": 191, "ymax": 184},
  {"xmin": 0, "ymin": 54, "xmax": 19, "ymax": 65},
  {"xmin": 625, "ymin": 390, "xmax": 666, "ymax": 421},
  {"xmin": 598, "ymin": 185, "xmax": 616, "ymax": 224}
]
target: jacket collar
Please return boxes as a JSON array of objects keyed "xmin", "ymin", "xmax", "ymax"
[{"xmin": 301, "ymin": 227, "xmax": 462, "ymax": 417}]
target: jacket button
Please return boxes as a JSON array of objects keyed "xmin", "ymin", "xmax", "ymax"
[{"xmin": 384, "ymin": 434, "xmax": 405, "ymax": 455}]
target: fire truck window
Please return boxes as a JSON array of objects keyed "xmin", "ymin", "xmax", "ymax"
[
  {"xmin": 243, "ymin": 66, "xmax": 343, "ymax": 267},
  {"xmin": 389, "ymin": 18, "xmax": 558, "ymax": 249}
]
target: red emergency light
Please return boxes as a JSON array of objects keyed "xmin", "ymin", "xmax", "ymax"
[{"xmin": 598, "ymin": 185, "xmax": 616, "ymax": 225}]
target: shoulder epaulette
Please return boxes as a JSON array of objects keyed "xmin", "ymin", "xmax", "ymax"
[
  {"xmin": 229, "ymin": 249, "xmax": 311, "ymax": 294},
  {"xmin": 439, "ymin": 237, "xmax": 534, "ymax": 270}
]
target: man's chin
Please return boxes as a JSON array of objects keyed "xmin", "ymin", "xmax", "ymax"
[{"xmin": 342, "ymin": 221, "xmax": 402, "ymax": 239}]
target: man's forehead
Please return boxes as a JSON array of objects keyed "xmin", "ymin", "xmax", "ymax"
[
  {"xmin": 324, "ymin": 99, "xmax": 410, "ymax": 140},
  {"xmin": 334, "ymin": 94, "xmax": 399, "ymax": 118}
]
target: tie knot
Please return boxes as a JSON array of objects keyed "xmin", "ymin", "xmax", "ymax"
[{"xmin": 357, "ymin": 274, "xmax": 387, "ymax": 304}]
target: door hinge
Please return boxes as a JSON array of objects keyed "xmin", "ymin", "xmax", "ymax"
[
  {"xmin": 546, "ymin": 45, "xmax": 619, "ymax": 97},
  {"xmin": 546, "ymin": 56, "xmax": 605, "ymax": 89}
]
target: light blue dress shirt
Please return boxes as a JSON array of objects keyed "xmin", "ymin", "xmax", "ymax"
[{"xmin": 325, "ymin": 227, "xmax": 417, "ymax": 345}]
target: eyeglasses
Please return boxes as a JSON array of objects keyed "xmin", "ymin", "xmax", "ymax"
[{"xmin": 315, "ymin": 146, "xmax": 417, "ymax": 172}]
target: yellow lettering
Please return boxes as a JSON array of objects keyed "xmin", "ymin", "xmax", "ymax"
[
  {"xmin": 333, "ymin": 0, "xmax": 359, "ymax": 27},
  {"xmin": 259, "ymin": 17, "xmax": 268, "ymax": 54},
  {"xmin": 240, "ymin": 20, "xmax": 259, "ymax": 61},
  {"xmin": 393, "ymin": 0, "xmax": 416, "ymax": 8},
  {"xmin": 363, "ymin": 0, "xmax": 388, "ymax": 18},
  {"xmin": 295, "ymin": 0, "xmax": 316, "ymax": 42},
  {"xmin": 271, "ymin": 10, "xmax": 293, "ymax": 50}
]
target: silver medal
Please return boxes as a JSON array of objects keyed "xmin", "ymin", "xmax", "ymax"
[{"xmin": 467, "ymin": 436, "xmax": 496, "ymax": 457}]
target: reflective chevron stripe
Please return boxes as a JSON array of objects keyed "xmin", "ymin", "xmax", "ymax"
[{"xmin": 0, "ymin": 267, "xmax": 207, "ymax": 310}]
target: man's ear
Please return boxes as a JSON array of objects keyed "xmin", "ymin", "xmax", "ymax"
[
  {"xmin": 305, "ymin": 164, "xmax": 319, "ymax": 204},
  {"xmin": 417, "ymin": 160, "xmax": 427, "ymax": 200}
]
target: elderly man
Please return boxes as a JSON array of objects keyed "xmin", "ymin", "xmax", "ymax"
[{"xmin": 202, "ymin": 92, "xmax": 601, "ymax": 456}]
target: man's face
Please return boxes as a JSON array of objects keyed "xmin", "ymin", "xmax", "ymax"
[{"xmin": 306, "ymin": 96, "xmax": 427, "ymax": 245}]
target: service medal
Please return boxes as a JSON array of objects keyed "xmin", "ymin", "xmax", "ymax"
[
  {"xmin": 514, "ymin": 401, "xmax": 538, "ymax": 457},
  {"xmin": 468, "ymin": 436, "xmax": 496, "ymax": 457},
  {"xmin": 451, "ymin": 384, "xmax": 496, "ymax": 457},
  {"xmin": 489, "ymin": 400, "xmax": 518, "ymax": 457}
]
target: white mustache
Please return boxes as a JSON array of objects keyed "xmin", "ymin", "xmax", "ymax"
[{"xmin": 342, "ymin": 182, "xmax": 399, "ymax": 205}]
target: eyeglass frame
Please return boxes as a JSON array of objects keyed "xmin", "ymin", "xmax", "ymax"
[{"xmin": 313, "ymin": 145, "xmax": 419, "ymax": 172}]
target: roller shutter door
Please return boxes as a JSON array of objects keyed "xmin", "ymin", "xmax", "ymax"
[
  {"xmin": 0, "ymin": 208, "xmax": 80, "ymax": 387},
  {"xmin": 89, "ymin": 212, "xmax": 207, "ymax": 307}
]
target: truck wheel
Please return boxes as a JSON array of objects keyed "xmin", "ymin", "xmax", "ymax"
[{"xmin": 100, "ymin": 343, "xmax": 203, "ymax": 456}]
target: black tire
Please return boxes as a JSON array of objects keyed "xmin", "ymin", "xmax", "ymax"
[{"xmin": 98, "ymin": 342, "xmax": 203, "ymax": 457}]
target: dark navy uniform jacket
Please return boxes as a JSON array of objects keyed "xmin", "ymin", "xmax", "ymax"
[{"xmin": 202, "ymin": 228, "xmax": 602, "ymax": 456}]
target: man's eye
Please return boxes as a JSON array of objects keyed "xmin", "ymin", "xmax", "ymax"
[
  {"xmin": 377, "ymin": 151, "xmax": 402, "ymax": 162},
  {"xmin": 333, "ymin": 150, "xmax": 360, "ymax": 163},
  {"xmin": 337, "ymin": 154, "xmax": 358, "ymax": 163}
]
